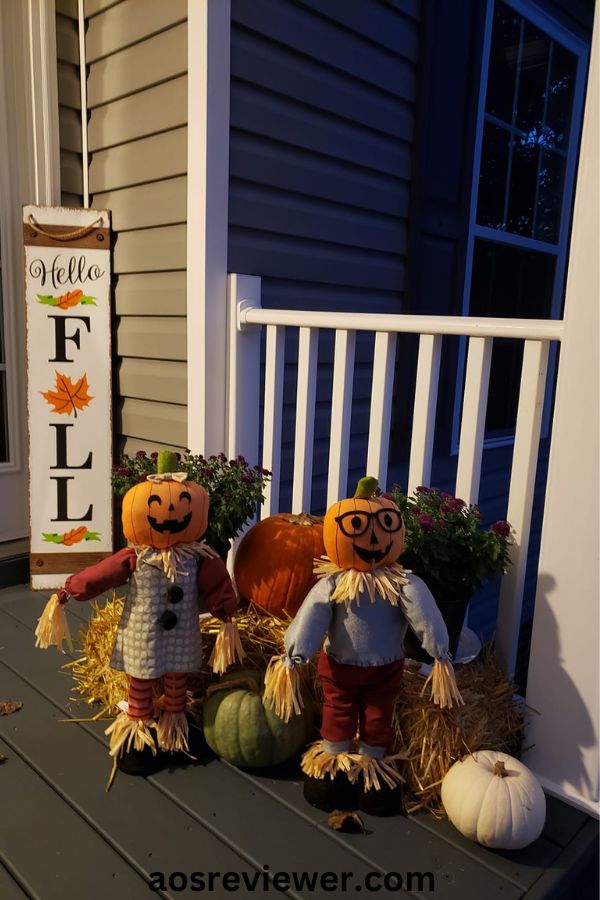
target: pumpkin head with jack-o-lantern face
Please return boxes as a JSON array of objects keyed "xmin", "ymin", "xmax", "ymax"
[
  {"xmin": 121, "ymin": 452, "xmax": 209, "ymax": 549},
  {"xmin": 323, "ymin": 479, "xmax": 405, "ymax": 572}
]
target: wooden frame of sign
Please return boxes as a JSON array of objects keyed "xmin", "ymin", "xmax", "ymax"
[{"xmin": 24, "ymin": 205, "xmax": 113, "ymax": 589}]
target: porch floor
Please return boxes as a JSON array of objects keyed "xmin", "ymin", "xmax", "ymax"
[{"xmin": 0, "ymin": 585, "xmax": 597, "ymax": 900}]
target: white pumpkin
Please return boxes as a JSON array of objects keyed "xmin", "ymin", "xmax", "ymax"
[{"xmin": 441, "ymin": 750, "xmax": 546, "ymax": 850}]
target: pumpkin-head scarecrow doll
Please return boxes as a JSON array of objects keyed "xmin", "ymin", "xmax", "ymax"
[
  {"xmin": 35, "ymin": 451, "xmax": 242, "ymax": 776},
  {"xmin": 265, "ymin": 477, "xmax": 462, "ymax": 816}
]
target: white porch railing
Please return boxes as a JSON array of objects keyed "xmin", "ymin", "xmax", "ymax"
[{"xmin": 227, "ymin": 272, "xmax": 564, "ymax": 682}]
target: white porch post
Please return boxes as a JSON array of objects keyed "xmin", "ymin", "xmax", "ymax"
[
  {"xmin": 186, "ymin": 0, "xmax": 231, "ymax": 455},
  {"xmin": 525, "ymin": 12, "xmax": 599, "ymax": 817}
]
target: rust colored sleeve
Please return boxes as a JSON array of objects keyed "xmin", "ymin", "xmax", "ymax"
[
  {"xmin": 198, "ymin": 554, "xmax": 239, "ymax": 621},
  {"xmin": 57, "ymin": 547, "xmax": 137, "ymax": 603}
]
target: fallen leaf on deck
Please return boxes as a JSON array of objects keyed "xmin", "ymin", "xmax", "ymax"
[
  {"xmin": 327, "ymin": 810, "xmax": 366, "ymax": 833},
  {"xmin": 0, "ymin": 700, "xmax": 23, "ymax": 716}
]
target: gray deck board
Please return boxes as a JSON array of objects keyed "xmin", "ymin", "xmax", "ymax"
[
  {"xmin": 0, "ymin": 861, "xmax": 30, "ymax": 900},
  {"xmin": 0, "ymin": 585, "xmax": 597, "ymax": 900},
  {"xmin": 0, "ymin": 735, "xmax": 152, "ymax": 900}
]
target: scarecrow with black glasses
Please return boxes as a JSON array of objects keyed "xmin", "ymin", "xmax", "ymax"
[{"xmin": 265, "ymin": 477, "xmax": 462, "ymax": 817}]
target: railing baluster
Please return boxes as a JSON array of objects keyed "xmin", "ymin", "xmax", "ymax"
[
  {"xmin": 262, "ymin": 325, "xmax": 285, "ymax": 517},
  {"xmin": 292, "ymin": 327, "xmax": 318, "ymax": 512},
  {"xmin": 366, "ymin": 332, "xmax": 397, "ymax": 488},
  {"xmin": 233, "ymin": 289, "xmax": 565, "ymax": 689},
  {"xmin": 408, "ymin": 333, "xmax": 442, "ymax": 495},
  {"xmin": 497, "ymin": 339, "xmax": 550, "ymax": 678},
  {"xmin": 327, "ymin": 330, "xmax": 356, "ymax": 508},
  {"xmin": 455, "ymin": 336, "xmax": 493, "ymax": 505}
]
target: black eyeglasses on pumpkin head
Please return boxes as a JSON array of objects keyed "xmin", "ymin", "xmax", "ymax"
[{"xmin": 334, "ymin": 508, "xmax": 403, "ymax": 537}]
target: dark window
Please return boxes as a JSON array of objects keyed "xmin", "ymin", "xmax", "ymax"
[
  {"xmin": 462, "ymin": 0, "xmax": 582, "ymax": 443},
  {"xmin": 476, "ymin": 0, "xmax": 577, "ymax": 245}
]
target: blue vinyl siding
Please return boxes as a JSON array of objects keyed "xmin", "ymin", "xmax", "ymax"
[{"xmin": 228, "ymin": 0, "xmax": 421, "ymax": 508}]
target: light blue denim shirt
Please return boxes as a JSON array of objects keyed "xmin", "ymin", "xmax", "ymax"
[{"xmin": 284, "ymin": 572, "xmax": 449, "ymax": 667}]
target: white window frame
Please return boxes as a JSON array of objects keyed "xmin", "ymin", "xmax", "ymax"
[
  {"xmin": 451, "ymin": 0, "xmax": 590, "ymax": 454},
  {"xmin": 0, "ymin": 0, "xmax": 60, "ymax": 541}
]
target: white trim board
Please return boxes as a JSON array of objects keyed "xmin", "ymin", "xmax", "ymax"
[{"xmin": 186, "ymin": 0, "xmax": 231, "ymax": 455}]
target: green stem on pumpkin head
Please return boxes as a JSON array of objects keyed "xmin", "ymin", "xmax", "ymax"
[
  {"xmin": 157, "ymin": 450, "xmax": 178, "ymax": 475},
  {"xmin": 354, "ymin": 476, "xmax": 379, "ymax": 499}
]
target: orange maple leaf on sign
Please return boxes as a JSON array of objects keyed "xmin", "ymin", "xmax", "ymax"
[
  {"xmin": 57, "ymin": 289, "xmax": 84, "ymax": 309},
  {"xmin": 42, "ymin": 372, "xmax": 93, "ymax": 417}
]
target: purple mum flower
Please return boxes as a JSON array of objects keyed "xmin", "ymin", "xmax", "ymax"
[
  {"xmin": 491, "ymin": 520, "xmax": 510, "ymax": 538},
  {"xmin": 418, "ymin": 513, "xmax": 434, "ymax": 533},
  {"xmin": 136, "ymin": 450, "xmax": 147, "ymax": 458}
]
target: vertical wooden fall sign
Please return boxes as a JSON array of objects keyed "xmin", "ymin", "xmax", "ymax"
[{"xmin": 24, "ymin": 205, "xmax": 113, "ymax": 588}]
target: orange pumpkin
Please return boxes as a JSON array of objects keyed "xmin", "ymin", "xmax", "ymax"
[
  {"xmin": 323, "ymin": 493, "xmax": 405, "ymax": 572},
  {"xmin": 122, "ymin": 478, "xmax": 209, "ymax": 549},
  {"xmin": 234, "ymin": 513, "xmax": 325, "ymax": 619}
]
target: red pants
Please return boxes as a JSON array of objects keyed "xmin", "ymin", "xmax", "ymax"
[{"xmin": 318, "ymin": 652, "xmax": 404, "ymax": 751}]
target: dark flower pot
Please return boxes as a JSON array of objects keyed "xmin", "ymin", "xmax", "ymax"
[{"xmin": 403, "ymin": 579, "xmax": 471, "ymax": 663}]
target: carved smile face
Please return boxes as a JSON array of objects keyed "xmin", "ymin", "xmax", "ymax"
[
  {"xmin": 323, "ymin": 496, "xmax": 405, "ymax": 572},
  {"xmin": 147, "ymin": 490, "xmax": 193, "ymax": 534},
  {"xmin": 352, "ymin": 540, "xmax": 394, "ymax": 566},
  {"xmin": 122, "ymin": 480, "xmax": 209, "ymax": 549}
]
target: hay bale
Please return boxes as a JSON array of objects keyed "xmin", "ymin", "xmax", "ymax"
[
  {"xmin": 394, "ymin": 648, "xmax": 525, "ymax": 817},
  {"xmin": 67, "ymin": 597, "xmax": 524, "ymax": 820},
  {"xmin": 66, "ymin": 595, "xmax": 292, "ymax": 717}
]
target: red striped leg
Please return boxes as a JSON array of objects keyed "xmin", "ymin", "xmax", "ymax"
[
  {"xmin": 163, "ymin": 672, "xmax": 188, "ymax": 714},
  {"xmin": 127, "ymin": 676, "xmax": 155, "ymax": 720}
]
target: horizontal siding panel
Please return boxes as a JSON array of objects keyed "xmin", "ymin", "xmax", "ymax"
[
  {"xmin": 88, "ymin": 76, "xmax": 187, "ymax": 150},
  {"xmin": 85, "ymin": 0, "xmax": 186, "ymax": 63},
  {"xmin": 60, "ymin": 151, "xmax": 83, "ymax": 196},
  {"xmin": 231, "ymin": 29, "xmax": 413, "ymax": 142},
  {"xmin": 118, "ymin": 358, "xmax": 187, "ymax": 404},
  {"xmin": 119, "ymin": 397, "xmax": 187, "ymax": 447},
  {"xmin": 296, "ymin": 0, "xmax": 419, "ymax": 61},
  {"xmin": 230, "ymin": 132, "xmax": 409, "ymax": 218},
  {"xmin": 88, "ymin": 127, "xmax": 186, "ymax": 192},
  {"xmin": 387, "ymin": 0, "xmax": 421, "ymax": 21},
  {"xmin": 87, "ymin": 23, "xmax": 187, "ymax": 106},
  {"xmin": 260, "ymin": 279, "xmax": 402, "ymax": 315},
  {"xmin": 121, "ymin": 436, "xmax": 187, "ymax": 455},
  {"xmin": 231, "ymin": 82, "xmax": 411, "ymax": 180},
  {"xmin": 56, "ymin": 0, "xmax": 78, "ymax": 18},
  {"xmin": 114, "ymin": 271, "xmax": 186, "ymax": 315},
  {"xmin": 230, "ymin": 181, "xmax": 406, "ymax": 254},
  {"xmin": 232, "ymin": 0, "xmax": 416, "ymax": 102},
  {"xmin": 94, "ymin": 177, "xmax": 186, "ymax": 231},
  {"xmin": 113, "ymin": 225, "xmax": 187, "ymax": 273},
  {"xmin": 59, "ymin": 106, "xmax": 82, "ymax": 153},
  {"xmin": 228, "ymin": 229, "xmax": 404, "ymax": 291},
  {"xmin": 57, "ymin": 62, "xmax": 81, "ymax": 110},
  {"xmin": 116, "ymin": 317, "xmax": 187, "ymax": 360},
  {"xmin": 85, "ymin": 0, "xmax": 125, "ymax": 17},
  {"xmin": 56, "ymin": 13, "xmax": 79, "ymax": 64}
]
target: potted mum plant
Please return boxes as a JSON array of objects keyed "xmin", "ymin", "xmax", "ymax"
[
  {"xmin": 389, "ymin": 485, "xmax": 512, "ymax": 660},
  {"xmin": 112, "ymin": 450, "xmax": 271, "ymax": 558}
]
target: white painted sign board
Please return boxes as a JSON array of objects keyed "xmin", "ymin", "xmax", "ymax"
[{"xmin": 24, "ymin": 205, "xmax": 113, "ymax": 588}]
